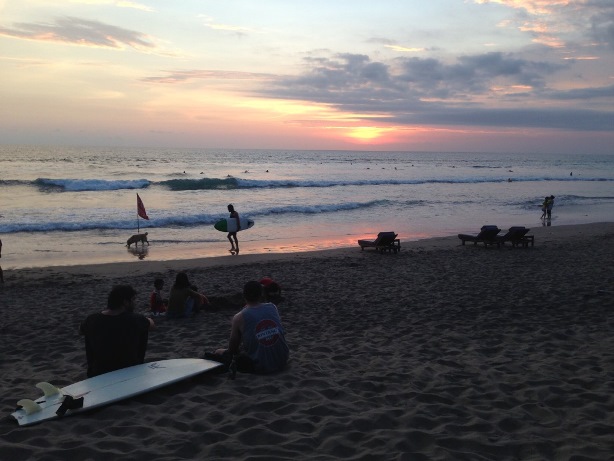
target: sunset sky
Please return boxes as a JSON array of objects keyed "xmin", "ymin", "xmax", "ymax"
[{"xmin": 1, "ymin": 1, "xmax": 613, "ymax": 153}]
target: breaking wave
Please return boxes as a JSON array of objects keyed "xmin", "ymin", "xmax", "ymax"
[{"xmin": 18, "ymin": 175, "xmax": 614, "ymax": 192}]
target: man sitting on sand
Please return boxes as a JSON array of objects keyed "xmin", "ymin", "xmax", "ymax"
[
  {"xmin": 80, "ymin": 285, "xmax": 155, "ymax": 378},
  {"xmin": 206, "ymin": 280, "xmax": 289, "ymax": 374}
]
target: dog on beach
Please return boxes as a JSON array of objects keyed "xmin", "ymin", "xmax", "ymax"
[{"xmin": 126, "ymin": 232, "xmax": 149, "ymax": 248}]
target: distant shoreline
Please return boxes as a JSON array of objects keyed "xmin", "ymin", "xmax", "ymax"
[{"xmin": 4, "ymin": 222, "xmax": 612, "ymax": 278}]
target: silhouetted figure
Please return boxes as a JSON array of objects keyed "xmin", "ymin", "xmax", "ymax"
[{"xmin": 227, "ymin": 204, "xmax": 240, "ymax": 254}]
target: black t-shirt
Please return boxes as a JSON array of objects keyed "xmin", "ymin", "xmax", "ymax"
[{"xmin": 80, "ymin": 311, "xmax": 150, "ymax": 377}]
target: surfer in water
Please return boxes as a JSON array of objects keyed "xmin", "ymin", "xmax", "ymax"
[{"xmin": 227, "ymin": 204, "xmax": 240, "ymax": 254}]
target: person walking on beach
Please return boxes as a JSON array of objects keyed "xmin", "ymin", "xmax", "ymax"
[
  {"xmin": 79, "ymin": 285, "xmax": 155, "ymax": 378},
  {"xmin": 206, "ymin": 280, "xmax": 289, "ymax": 374},
  {"xmin": 546, "ymin": 195, "xmax": 555, "ymax": 219},
  {"xmin": 227, "ymin": 204, "xmax": 241, "ymax": 254}
]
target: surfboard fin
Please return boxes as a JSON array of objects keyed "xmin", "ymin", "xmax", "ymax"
[
  {"xmin": 36, "ymin": 382, "xmax": 62, "ymax": 397},
  {"xmin": 17, "ymin": 399, "xmax": 42, "ymax": 415},
  {"xmin": 56, "ymin": 395, "xmax": 84, "ymax": 417}
]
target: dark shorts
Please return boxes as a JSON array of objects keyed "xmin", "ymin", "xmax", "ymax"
[{"xmin": 204, "ymin": 351, "xmax": 255, "ymax": 374}]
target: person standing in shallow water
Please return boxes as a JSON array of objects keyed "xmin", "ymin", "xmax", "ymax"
[
  {"xmin": 546, "ymin": 195, "xmax": 555, "ymax": 220},
  {"xmin": 540, "ymin": 197, "xmax": 549, "ymax": 220},
  {"xmin": 227, "ymin": 204, "xmax": 240, "ymax": 254}
]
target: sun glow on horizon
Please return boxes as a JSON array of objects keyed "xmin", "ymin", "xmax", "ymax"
[
  {"xmin": 346, "ymin": 126, "xmax": 391, "ymax": 142},
  {"xmin": 0, "ymin": 1, "xmax": 611, "ymax": 153}
]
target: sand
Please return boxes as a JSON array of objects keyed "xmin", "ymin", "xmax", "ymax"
[{"xmin": 1, "ymin": 223, "xmax": 613, "ymax": 460}]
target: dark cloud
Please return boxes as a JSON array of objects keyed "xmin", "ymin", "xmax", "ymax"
[
  {"xmin": 547, "ymin": 85, "xmax": 614, "ymax": 100},
  {"xmin": 262, "ymin": 52, "xmax": 564, "ymax": 101},
  {"xmin": 0, "ymin": 16, "xmax": 155, "ymax": 50},
  {"xmin": 256, "ymin": 52, "xmax": 612, "ymax": 132},
  {"xmin": 588, "ymin": 1, "xmax": 614, "ymax": 49},
  {"xmin": 396, "ymin": 107, "xmax": 614, "ymax": 131}
]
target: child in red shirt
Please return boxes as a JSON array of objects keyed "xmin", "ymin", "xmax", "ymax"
[{"xmin": 149, "ymin": 278, "xmax": 167, "ymax": 316}]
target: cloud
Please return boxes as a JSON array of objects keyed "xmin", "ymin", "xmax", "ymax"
[
  {"xmin": 396, "ymin": 106, "xmax": 614, "ymax": 131},
  {"xmin": 115, "ymin": 1, "xmax": 155, "ymax": 12},
  {"xmin": 255, "ymin": 52, "xmax": 613, "ymax": 132},
  {"xmin": 265, "ymin": 52, "xmax": 562, "ymax": 100},
  {"xmin": 546, "ymin": 84, "xmax": 614, "ymax": 100},
  {"xmin": 588, "ymin": 2, "xmax": 614, "ymax": 50},
  {"xmin": 198, "ymin": 14, "xmax": 258, "ymax": 37},
  {"xmin": 141, "ymin": 69, "xmax": 274, "ymax": 84},
  {"xmin": 0, "ymin": 16, "xmax": 156, "ymax": 51},
  {"xmin": 63, "ymin": 0, "xmax": 155, "ymax": 12},
  {"xmin": 384, "ymin": 45, "xmax": 426, "ymax": 53},
  {"xmin": 368, "ymin": 36, "xmax": 426, "ymax": 53},
  {"xmin": 476, "ymin": 0, "xmax": 614, "ymax": 50},
  {"xmin": 473, "ymin": 0, "xmax": 569, "ymax": 16}
]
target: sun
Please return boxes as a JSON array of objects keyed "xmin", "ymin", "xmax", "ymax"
[{"xmin": 347, "ymin": 126, "xmax": 390, "ymax": 142}]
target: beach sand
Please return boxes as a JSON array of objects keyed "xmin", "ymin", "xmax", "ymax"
[{"xmin": 1, "ymin": 223, "xmax": 613, "ymax": 460}]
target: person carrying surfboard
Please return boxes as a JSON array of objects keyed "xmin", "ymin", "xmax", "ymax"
[{"xmin": 227, "ymin": 204, "xmax": 241, "ymax": 254}]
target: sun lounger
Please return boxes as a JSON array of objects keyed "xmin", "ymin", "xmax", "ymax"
[
  {"xmin": 497, "ymin": 226, "xmax": 534, "ymax": 247},
  {"xmin": 358, "ymin": 231, "xmax": 401, "ymax": 253},
  {"xmin": 458, "ymin": 225, "xmax": 501, "ymax": 247}
]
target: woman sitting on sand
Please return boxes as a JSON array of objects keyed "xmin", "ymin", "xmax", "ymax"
[{"xmin": 167, "ymin": 272, "xmax": 209, "ymax": 318}]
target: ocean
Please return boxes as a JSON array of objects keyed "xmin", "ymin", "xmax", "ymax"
[{"xmin": 1, "ymin": 146, "xmax": 613, "ymax": 269}]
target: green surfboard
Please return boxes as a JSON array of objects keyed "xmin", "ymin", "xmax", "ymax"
[{"xmin": 214, "ymin": 217, "xmax": 254, "ymax": 232}]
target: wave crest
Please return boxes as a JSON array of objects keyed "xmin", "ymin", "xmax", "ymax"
[{"xmin": 35, "ymin": 178, "xmax": 150, "ymax": 191}]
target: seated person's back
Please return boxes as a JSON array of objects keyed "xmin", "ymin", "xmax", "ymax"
[
  {"xmin": 80, "ymin": 285, "xmax": 154, "ymax": 377},
  {"xmin": 240, "ymin": 298, "xmax": 289, "ymax": 372},
  {"xmin": 167, "ymin": 272, "xmax": 208, "ymax": 318},
  {"xmin": 209, "ymin": 280, "xmax": 289, "ymax": 374}
]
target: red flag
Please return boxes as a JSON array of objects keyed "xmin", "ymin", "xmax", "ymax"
[{"xmin": 137, "ymin": 193, "xmax": 149, "ymax": 220}]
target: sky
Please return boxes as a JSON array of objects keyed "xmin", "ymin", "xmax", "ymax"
[{"xmin": 0, "ymin": 0, "xmax": 613, "ymax": 154}]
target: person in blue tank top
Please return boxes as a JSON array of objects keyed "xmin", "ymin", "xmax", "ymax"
[{"xmin": 209, "ymin": 280, "xmax": 289, "ymax": 373}]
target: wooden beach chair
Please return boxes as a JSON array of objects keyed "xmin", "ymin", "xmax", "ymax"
[
  {"xmin": 358, "ymin": 232, "xmax": 401, "ymax": 253},
  {"xmin": 458, "ymin": 225, "xmax": 501, "ymax": 247},
  {"xmin": 497, "ymin": 226, "xmax": 535, "ymax": 247}
]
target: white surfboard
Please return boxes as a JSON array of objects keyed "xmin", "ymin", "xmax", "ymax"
[
  {"xmin": 213, "ymin": 217, "xmax": 254, "ymax": 233},
  {"xmin": 11, "ymin": 358, "xmax": 222, "ymax": 426}
]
